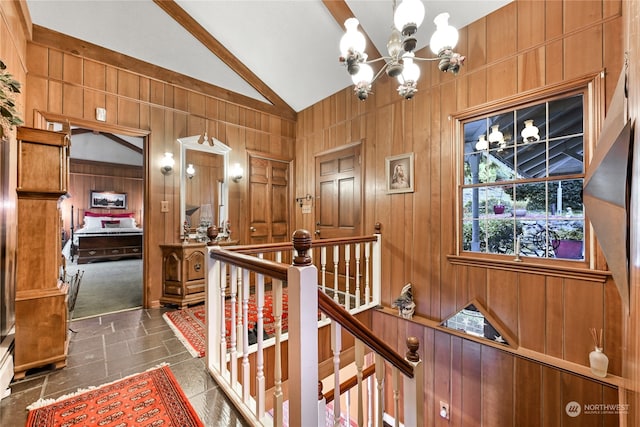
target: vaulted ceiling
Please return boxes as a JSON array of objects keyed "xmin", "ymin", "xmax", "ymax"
[{"xmin": 26, "ymin": 0, "xmax": 511, "ymax": 117}]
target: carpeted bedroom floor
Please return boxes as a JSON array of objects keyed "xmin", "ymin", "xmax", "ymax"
[{"xmin": 65, "ymin": 258, "xmax": 143, "ymax": 319}]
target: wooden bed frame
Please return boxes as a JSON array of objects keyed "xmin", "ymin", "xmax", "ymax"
[
  {"xmin": 70, "ymin": 206, "xmax": 143, "ymax": 264},
  {"xmin": 76, "ymin": 233, "xmax": 143, "ymax": 264}
]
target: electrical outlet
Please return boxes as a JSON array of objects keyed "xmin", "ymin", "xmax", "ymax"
[
  {"xmin": 161, "ymin": 200, "xmax": 169, "ymax": 212},
  {"xmin": 440, "ymin": 401, "xmax": 450, "ymax": 420}
]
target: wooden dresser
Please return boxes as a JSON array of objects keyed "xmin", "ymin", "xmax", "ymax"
[
  {"xmin": 14, "ymin": 127, "xmax": 69, "ymax": 379},
  {"xmin": 159, "ymin": 243, "xmax": 206, "ymax": 308}
]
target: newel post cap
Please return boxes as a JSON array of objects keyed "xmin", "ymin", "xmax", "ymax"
[{"xmin": 292, "ymin": 229, "xmax": 312, "ymax": 266}]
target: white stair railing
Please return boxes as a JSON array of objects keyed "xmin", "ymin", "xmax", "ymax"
[{"xmin": 206, "ymin": 228, "xmax": 420, "ymax": 426}]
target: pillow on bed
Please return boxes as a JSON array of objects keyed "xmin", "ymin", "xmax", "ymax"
[
  {"xmin": 84, "ymin": 216, "xmax": 111, "ymax": 229},
  {"xmin": 118, "ymin": 217, "xmax": 137, "ymax": 228},
  {"xmin": 101, "ymin": 220, "xmax": 121, "ymax": 228}
]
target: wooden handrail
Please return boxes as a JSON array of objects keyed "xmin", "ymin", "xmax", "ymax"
[
  {"xmin": 318, "ymin": 291, "xmax": 414, "ymax": 378},
  {"xmin": 217, "ymin": 234, "xmax": 379, "ymax": 256},
  {"xmin": 209, "ymin": 247, "xmax": 288, "ymax": 281},
  {"xmin": 323, "ymin": 364, "xmax": 376, "ymax": 403}
]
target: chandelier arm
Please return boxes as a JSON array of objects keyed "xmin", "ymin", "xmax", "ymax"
[
  {"xmin": 410, "ymin": 56, "xmax": 442, "ymax": 62},
  {"xmin": 369, "ymin": 63, "xmax": 391, "ymax": 86},
  {"xmin": 362, "ymin": 56, "xmax": 393, "ymax": 65}
]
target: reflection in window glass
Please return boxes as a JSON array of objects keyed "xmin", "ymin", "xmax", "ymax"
[{"xmin": 460, "ymin": 93, "xmax": 585, "ymax": 260}]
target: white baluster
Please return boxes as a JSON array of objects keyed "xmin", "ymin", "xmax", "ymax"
[
  {"xmin": 355, "ymin": 243, "xmax": 361, "ymax": 309},
  {"xmin": 229, "ymin": 265, "xmax": 238, "ymax": 388},
  {"xmin": 242, "ymin": 268, "xmax": 251, "ymax": 404},
  {"xmin": 375, "ymin": 354, "xmax": 384, "ymax": 427},
  {"xmin": 365, "ymin": 242, "xmax": 371, "ymax": 305},
  {"xmin": 256, "ymin": 271, "xmax": 265, "ymax": 418},
  {"xmin": 219, "ymin": 262, "xmax": 227, "ymax": 372},
  {"xmin": 392, "ymin": 368, "xmax": 399, "ymax": 427},
  {"xmin": 355, "ymin": 340, "xmax": 364, "ymax": 426},
  {"xmin": 344, "ymin": 244, "xmax": 351, "ymax": 310},
  {"xmin": 332, "ymin": 322, "xmax": 342, "ymax": 426},
  {"xmin": 235, "ymin": 268, "xmax": 243, "ymax": 386},
  {"xmin": 272, "ymin": 277, "xmax": 283, "ymax": 426},
  {"xmin": 372, "ymin": 234, "xmax": 381, "ymax": 306},
  {"xmin": 333, "ymin": 245, "xmax": 339, "ymax": 302}
]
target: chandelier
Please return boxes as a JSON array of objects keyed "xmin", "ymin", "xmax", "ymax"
[{"xmin": 339, "ymin": 0, "xmax": 465, "ymax": 100}]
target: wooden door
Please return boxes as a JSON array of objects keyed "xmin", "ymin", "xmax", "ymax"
[
  {"xmin": 315, "ymin": 144, "xmax": 362, "ymax": 239},
  {"xmin": 248, "ymin": 155, "xmax": 290, "ymax": 245}
]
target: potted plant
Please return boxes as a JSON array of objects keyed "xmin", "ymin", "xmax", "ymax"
[
  {"xmin": 513, "ymin": 199, "xmax": 528, "ymax": 217},
  {"xmin": 0, "ymin": 59, "xmax": 23, "ymax": 131},
  {"xmin": 552, "ymin": 227, "xmax": 584, "ymax": 259},
  {"xmin": 492, "ymin": 191, "xmax": 505, "ymax": 214}
]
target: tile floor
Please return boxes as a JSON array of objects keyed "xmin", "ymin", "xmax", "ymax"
[{"xmin": 0, "ymin": 307, "xmax": 250, "ymax": 426}]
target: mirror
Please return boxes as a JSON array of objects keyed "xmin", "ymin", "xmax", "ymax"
[{"xmin": 178, "ymin": 135, "xmax": 231, "ymax": 241}]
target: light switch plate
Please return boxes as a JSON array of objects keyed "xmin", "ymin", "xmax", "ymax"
[{"xmin": 161, "ymin": 200, "xmax": 169, "ymax": 212}]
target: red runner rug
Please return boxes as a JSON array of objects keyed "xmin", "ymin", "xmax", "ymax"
[
  {"xmin": 25, "ymin": 364, "xmax": 203, "ymax": 427},
  {"xmin": 163, "ymin": 288, "xmax": 289, "ymax": 358}
]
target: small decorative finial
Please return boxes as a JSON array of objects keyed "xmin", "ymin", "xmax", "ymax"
[{"xmin": 406, "ymin": 336, "xmax": 420, "ymax": 362}]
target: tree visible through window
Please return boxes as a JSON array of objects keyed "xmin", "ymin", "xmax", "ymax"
[{"xmin": 461, "ymin": 92, "xmax": 586, "ymax": 260}]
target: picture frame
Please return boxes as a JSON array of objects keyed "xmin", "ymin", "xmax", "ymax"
[
  {"xmin": 386, "ymin": 153, "xmax": 414, "ymax": 194},
  {"xmin": 90, "ymin": 190, "xmax": 127, "ymax": 209}
]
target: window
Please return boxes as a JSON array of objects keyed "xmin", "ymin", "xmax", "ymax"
[{"xmin": 460, "ymin": 91, "xmax": 587, "ymax": 261}]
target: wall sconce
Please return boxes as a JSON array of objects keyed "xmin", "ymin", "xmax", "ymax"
[
  {"xmin": 488, "ymin": 125, "xmax": 504, "ymax": 144},
  {"xmin": 160, "ymin": 152, "xmax": 175, "ymax": 175},
  {"xmin": 186, "ymin": 163, "xmax": 195, "ymax": 179},
  {"xmin": 521, "ymin": 120, "xmax": 540, "ymax": 143},
  {"xmin": 230, "ymin": 163, "xmax": 243, "ymax": 182}
]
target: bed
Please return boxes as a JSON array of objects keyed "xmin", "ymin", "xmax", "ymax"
[{"xmin": 63, "ymin": 210, "xmax": 143, "ymax": 264}]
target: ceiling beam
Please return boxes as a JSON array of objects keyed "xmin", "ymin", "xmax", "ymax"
[
  {"xmin": 322, "ymin": 0, "xmax": 382, "ymax": 60},
  {"xmin": 72, "ymin": 128, "xmax": 144, "ymax": 155},
  {"xmin": 153, "ymin": 0, "xmax": 295, "ymax": 118},
  {"xmin": 32, "ymin": 26, "xmax": 297, "ymax": 122}
]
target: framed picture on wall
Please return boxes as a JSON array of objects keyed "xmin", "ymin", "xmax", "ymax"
[
  {"xmin": 90, "ymin": 190, "xmax": 127, "ymax": 209},
  {"xmin": 386, "ymin": 153, "xmax": 414, "ymax": 194}
]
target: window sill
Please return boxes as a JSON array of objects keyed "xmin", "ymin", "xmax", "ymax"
[{"xmin": 447, "ymin": 254, "xmax": 610, "ymax": 283}]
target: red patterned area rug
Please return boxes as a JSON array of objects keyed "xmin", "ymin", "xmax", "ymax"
[
  {"xmin": 163, "ymin": 288, "xmax": 289, "ymax": 358},
  {"xmin": 25, "ymin": 364, "xmax": 203, "ymax": 427}
]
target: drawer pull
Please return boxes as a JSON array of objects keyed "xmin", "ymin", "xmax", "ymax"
[{"xmin": 194, "ymin": 263, "xmax": 201, "ymax": 272}]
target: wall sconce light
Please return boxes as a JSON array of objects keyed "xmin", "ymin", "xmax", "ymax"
[
  {"xmin": 160, "ymin": 152, "xmax": 175, "ymax": 175},
  {"xmin": 230, "ymin": 163, "xmax": 243, "ymax": 182},
  {"xmin": 186, "ymin": 163, "xmax": 196, "ymax": 179},
  {"xmin": 521, "ymin": 119, "xmax": 540, "ymax": 143}
]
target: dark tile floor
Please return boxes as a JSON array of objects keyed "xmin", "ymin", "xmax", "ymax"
[{"xmin": 0, "ymin": 307, "xmax": 251, "ymax": 426}]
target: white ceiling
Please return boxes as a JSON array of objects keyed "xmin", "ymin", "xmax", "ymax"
[{"xmin": 26, "ymin": 0, "xmax": 512, "ymax": 113}]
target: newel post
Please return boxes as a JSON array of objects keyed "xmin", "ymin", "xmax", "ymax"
[
  {"xmin": 403, "ymin": 336, "xmax": 424, "ymax": 427},
  {"xmin": 288, "ymin": 230, "xmax": 320, "ymax": 427}
]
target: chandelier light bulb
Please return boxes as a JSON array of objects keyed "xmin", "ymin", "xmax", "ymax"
[
  {"xmin": 340, "ymin": 18, "xmax": 366, "ymax": 58},
  {"xmin": 397, "ymin": 53, "xmax": 420, "ymax": 84},
  {"xmin": 475, "ymin": 135, "xmax": 489, "ymax": 151},
  {"xmin": 351, "ymin": 63, "xmax": 374, "ymax": 86},
  {"xmin": 521, "ymin": 119, "xmax": 540, "ymax": 143},
  {"xmin": 387, "ymin": 28, "xmax": 403, "ymax": 58},
  {"xmin": 394, "ymin": 0, "xmax": 425, "ymax": 36},
  {"xmin": 488, "ymin": 125, "xmax": 504, "ymax": 144},
  {"xmin": 430, "ymin": 13, "xmax": 459, "ymax": 55}
]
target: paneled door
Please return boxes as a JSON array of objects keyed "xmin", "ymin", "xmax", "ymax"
[
  {"xmin": 248, "ymin": 155, "xmax": 290, "ymax": 245},
  {"xmin": 314, "ymin": 144, "xmax": 362, "ymax": 239}
]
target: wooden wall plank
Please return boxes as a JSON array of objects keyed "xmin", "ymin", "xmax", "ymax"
[
  {"xmin": 515, "ymin": 357, "xmax": 542, "ymax": 427},
  {"xmin": 518, "ymin": 273, "xmax": 546, "ymax": 352},
  {"xmin": 481, "ymin": 347, "xmax": 514, "ymax": 426}
]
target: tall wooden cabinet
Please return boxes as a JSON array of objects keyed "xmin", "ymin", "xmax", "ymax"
[{"xmin": 14, "ymin": 127, "xmax": 70, "ymax": 379}]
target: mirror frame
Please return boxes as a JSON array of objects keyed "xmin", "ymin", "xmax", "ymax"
[{"xmin": 177, "ymin": 135, "xmax": 232, "ymax": 235}]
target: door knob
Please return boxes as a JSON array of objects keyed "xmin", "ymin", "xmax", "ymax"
[
  {"xmin": 250, "ymin": 227, "xmax": 256, "ymax": 232},
  {"xmin": 315, "ymin": 230, "xmax": 321, "ymax": 235}
]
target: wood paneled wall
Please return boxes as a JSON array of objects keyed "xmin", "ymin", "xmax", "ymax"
[
  {"xmin": 295, "ymin": 0, "xmax": 629, "ymax": 425},
  {"xmin": 23, "ymin": 36, "xmax": 295, "ymax": 308}
]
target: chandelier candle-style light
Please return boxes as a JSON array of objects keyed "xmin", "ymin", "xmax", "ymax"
[{"xmin": 339, "ymin": 0, "xmax": 465, "ymax": 100}]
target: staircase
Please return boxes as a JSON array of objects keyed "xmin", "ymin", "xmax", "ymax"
[{"xmin": 206, "ymin": 228, "xmax": 422, "ymax": 426}]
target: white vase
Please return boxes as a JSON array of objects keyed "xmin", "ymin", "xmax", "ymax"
[{"xmin": 589, "ymin": 347, "xmax": 609, "ymax": 378}]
